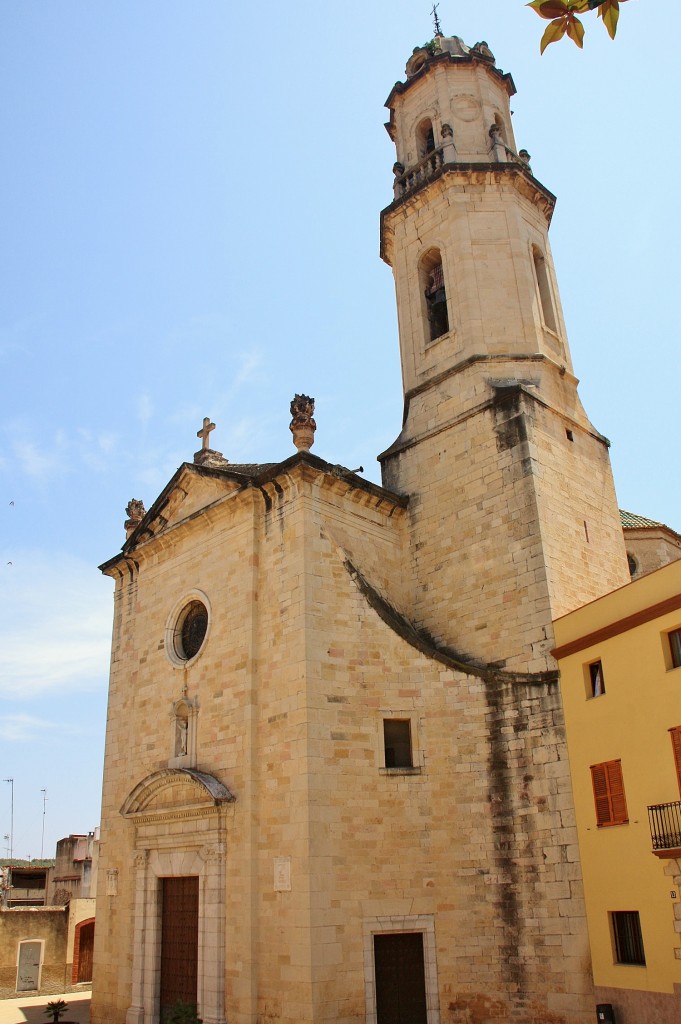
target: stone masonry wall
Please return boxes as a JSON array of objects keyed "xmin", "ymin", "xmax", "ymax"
[
  {"xmin": 299, "ymin": 495, "xmax": 593, "ymax": 1024},
  {"xmin": 381, "ymin": 376, "xmax": 628, "ymax": 673}
]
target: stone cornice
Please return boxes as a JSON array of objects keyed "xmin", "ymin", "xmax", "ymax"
[
  {"xmin": 379, "ymin": 376, "xmax": 610, "ymax": 463},
  {"xmin": 380, "ymin": 164, "xmax": 556, "ymax": 266}
]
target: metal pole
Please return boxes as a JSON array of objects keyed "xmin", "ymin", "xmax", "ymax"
[
  {"xmin": 3, "ymin": 779, "xmax": 13, "ymax": 905},
  {"xmin": 40, "ymin": 789, "xmax": 47, "ymax": 860},
  {"xmin": 3, "ymin": 779, "xmax": 13, "ymax": 863}
]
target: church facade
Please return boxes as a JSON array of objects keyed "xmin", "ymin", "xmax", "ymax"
[{"xmin": 92, "ymin": 33, "xmax": 630, "ymax": 1024}]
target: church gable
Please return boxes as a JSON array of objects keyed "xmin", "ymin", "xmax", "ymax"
[{"xmin": 125, "ymin": 465, "xmax": 244, "ymax": 550}]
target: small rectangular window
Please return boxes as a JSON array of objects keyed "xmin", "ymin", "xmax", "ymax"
[
  {"xmin": 589, "ymin": 660, "xmax": 605, "ymax": 697},
  {"xmin": 611, "ymin": 911, "xmax": 646, "ymax": 965},
  {"xmin": 591, "ymin": 760, "xmax": 628, "ymax": 827},
  {"xmin": 383, "ymin": 719, "xmax": 413, "ymax": 768},
  {"xmin": 669, "ymin": 629, "xmax": 681, "ymax": 669}
]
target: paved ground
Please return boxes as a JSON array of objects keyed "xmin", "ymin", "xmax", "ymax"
[{"xmin": 0, "ymin": 992, "xmax": 90, "ymax": 1024}]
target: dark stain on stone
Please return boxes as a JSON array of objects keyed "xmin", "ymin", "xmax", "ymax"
[
  {"xmin": 492, "ymin": 385, "xmax": 529, "ymax": 453},
  {"xmin": 483, "ymin": 675, "xmax": 526, "ymax": 995}
]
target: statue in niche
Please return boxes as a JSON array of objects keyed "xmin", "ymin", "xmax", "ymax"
[
  {"xmin": 169, "ymin": 696, "xmax": 198, "ymax": 766},
  {"xmin": 176, "ymin": 715, "xmax": 189, "ymax": 757},
  {"xmin": 424, "ymin": 264, "xmax": 449, "ymax": 340}
]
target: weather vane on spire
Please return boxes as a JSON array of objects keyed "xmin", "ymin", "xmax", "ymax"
[{"xmin": 430, "ymin": 3, "xmax": 442, "ymax": 37}]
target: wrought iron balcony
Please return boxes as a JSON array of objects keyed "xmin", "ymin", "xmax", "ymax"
[{"xmin": 648, "ymin": 801, "xmax": 681, "ymax": 854}]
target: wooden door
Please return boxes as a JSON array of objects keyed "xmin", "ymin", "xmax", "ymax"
[
  {"xmin": 374, "ymin": 932, "xmax": 428, "ymax": 1024},
  {"xmin": 160, "ymin": 876, "xmax": 199, "ymax": 1016},
  {"xmin": 77, "ymin": 921, "xmax": 95, "ymax": 982}
]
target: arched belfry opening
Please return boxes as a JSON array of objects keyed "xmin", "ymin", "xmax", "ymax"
[
  {"xmin": 420, "ymin": 248, "xmax": 449, "ymax": 342},
  {"xmin": 416, "ymin": 118, "xmax": 436, "ymax": 160}
]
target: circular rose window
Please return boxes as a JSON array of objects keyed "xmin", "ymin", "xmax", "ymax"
[{"xmin": 174, "ymin": 600, "xmax": 208, "ymax": 661}]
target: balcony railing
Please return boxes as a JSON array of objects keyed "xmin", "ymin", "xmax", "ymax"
[
  {"xmin": 393, "ymin": 147, "xmax": 446, "ymax": 199},
  {"xmin": 648, "ymin": 801, "xmax": 681, "ymax": 852},
  {"xmin": 392, "ymin": 142, "xmax": 532, "ymax": 202}
]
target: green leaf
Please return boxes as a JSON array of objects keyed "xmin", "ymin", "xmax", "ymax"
[
  {"xmin": 566, "ymin": 14, "xmax": 586, "ymax": 47},
  {"xmin": 540, "ymin": 17, "xmax": 568, "ymax": 53}
]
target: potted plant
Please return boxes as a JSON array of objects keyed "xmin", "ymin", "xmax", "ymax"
[
  {"xmin": 44, "ymin": 1001, "xmax": 68, "ymax": 1023},
  {"xmin": 161, "ymin": 1002, "xmax": 203, "ymax": 1024}
]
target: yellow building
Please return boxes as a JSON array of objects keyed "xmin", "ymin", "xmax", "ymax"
[{"xmin": 553, "ymin": 558, "xmax": 681, "ymax": 1024}]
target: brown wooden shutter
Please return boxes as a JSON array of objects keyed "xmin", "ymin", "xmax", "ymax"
[
  {"xmin": 606, "ymin": 760, "xmax": 628, "ymax": 824},
  {"xmin": 591, "ymin": 760, "xmax": 627, "ymax": 826},
  {"xmin": 671, "ymin": 727, "xmax": 681, "ymax": 798}
]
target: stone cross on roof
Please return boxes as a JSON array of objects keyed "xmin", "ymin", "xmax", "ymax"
[
  {"xmin": 196, "ymin": 417, "xmax": 216, "ymax": 451},
  {"xmin": 193, "ymin": 416, "xmax": 228, "ymax": 467}
]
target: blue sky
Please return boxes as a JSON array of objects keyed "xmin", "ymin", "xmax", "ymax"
[{"xmin": 1, "ymin": 1, "xmax": 678, "ymax": 858}]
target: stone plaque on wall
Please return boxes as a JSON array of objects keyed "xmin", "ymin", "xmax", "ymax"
[{"xmin": 273, "ymin": 857, "xmax": 291, "ymax": 892}]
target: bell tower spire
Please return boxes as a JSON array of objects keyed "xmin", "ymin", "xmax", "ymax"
[{"xmin": 379, "ymin": 34, "xmax": 629, "ymax": 672}]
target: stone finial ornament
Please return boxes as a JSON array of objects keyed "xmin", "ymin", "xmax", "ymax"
[
  {"xmin": 290, "ymin": 394, "xmax": 316, "ymax": 452},
  {"xmin": 472, "ymin": 40, "xmax": 495, "ymax": 62},
  {"xmin": 124, "ymin": 499, "xmax": 146, "ymax": 539}
]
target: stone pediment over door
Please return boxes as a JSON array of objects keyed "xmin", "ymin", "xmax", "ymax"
[{"xmin": 120, "ymin": 767, "xmax": 235, "ymax": 824}]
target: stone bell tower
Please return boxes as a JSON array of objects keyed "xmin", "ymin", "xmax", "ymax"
[{"xmin": 379, "ymin": 34, "xmax": 628, "ymax": 673}]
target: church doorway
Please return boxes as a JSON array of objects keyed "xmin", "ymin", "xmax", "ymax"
[
  {"xmin": 374, "ymin": 932, "xmax": 428, "ymax": 1024},
  {"xmin": 160, "ymin": 876, "xmax": 199, "ymax": 1016}
]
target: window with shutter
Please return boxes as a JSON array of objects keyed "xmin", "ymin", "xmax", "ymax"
[
  {"xmin": 669, "ymin": 629, "xmax": 681, "ymax": 669},
  {"xmin": 670, "ymin": 727, "xmax": 681, "ymax": 798},
  {"xmin": 590, "ymin": 760, "xmax": 628, "ymax": 827}
]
